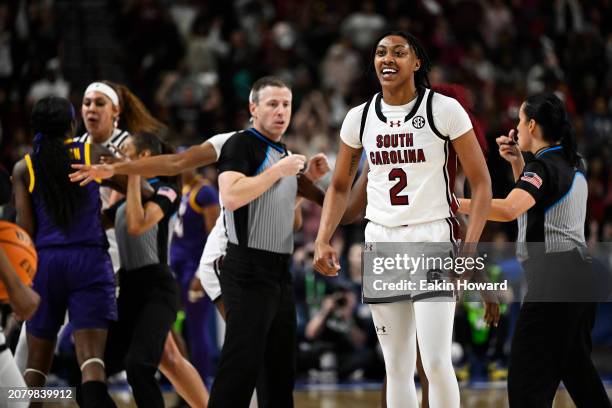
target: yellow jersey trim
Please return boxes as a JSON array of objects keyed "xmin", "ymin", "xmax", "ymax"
[
  {"xmin": 24, "ymin": 154, "xmax": 35, "ymax": 193},
  {"xmin": 188, "ymin": 185, "xmax": 206, "ymax": 214},
  {"xmin": 84, "ymin": 143, "xmax": 102, "ymax": 184}
]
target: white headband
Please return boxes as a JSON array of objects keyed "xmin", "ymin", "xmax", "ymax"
[{"xmin": 84, "ymin": 82, "xmax": 119, "ymax": 106}]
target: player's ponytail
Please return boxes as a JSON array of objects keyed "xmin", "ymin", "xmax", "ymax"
[
  {"xmin": 30, "ymin": 97, "xmax": 84, "ymax": 230},
  {"xmin": 560, "ymin": 117, "xmax": 579, "ymax": 168},
  {"xmin": 523, "ymin": 93, "xmax": 580, "ymax": 167},
  {"xmin": 102, "ymin": 81, "xmax": 167, "ymax": 136}
]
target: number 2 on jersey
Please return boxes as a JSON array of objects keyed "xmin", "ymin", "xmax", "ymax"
[{"xmin": 388, "ymin": 168, "xmax": 409, "ymax": 205}]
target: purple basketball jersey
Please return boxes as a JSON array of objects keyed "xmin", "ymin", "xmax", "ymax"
[{"xmin": 28, "ymin": 141, "xmax": 108, "ymax": 249}]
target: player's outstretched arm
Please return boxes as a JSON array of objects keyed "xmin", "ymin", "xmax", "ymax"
[
  {"xmin": 459, "ymin": 188, "xmax": 535, "ymax": 222},
  {"xmin": 70, "ymin": 141, "xmax": 218, "ymax": 184}
]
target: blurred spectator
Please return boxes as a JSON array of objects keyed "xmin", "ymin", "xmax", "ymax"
[
  {"xmin": 340, "ymin": 0, "xmax": 386, "ymax": 51},
  {"xmin": 234, "ymin": 0, "xmax": 276, "ymax": 49},
  {"xmin": 119, "ymin": 0, "xmax": 185, "ymax": 100},
  {"xmin": 526, "ymin": 37, "xmax": 565, "ymax": 94},
  {"xmin": 155, "ymin": 70, "xmax": 222, "ymax": 141},
  {"xmin": 0, "ymin": 4, "xmax": 13, "ymax": 85},
  {"xmin": 554, "ymin": 0, "xmax": 585, "ymax": 35},
  {"xmin": 584, "ymin": 96, "xmax": 612, "ymax": 145},
  {"xmin": 183, "ymin": 12, "xmax": 229, "ymax": 75},
  {"xmin": 321, "ymin": 36, "xmax": 361, "ymax": 99},
  {"xmin": 481, "ymin": 0, "xmax": 514, "ymax": 48},
  {"xmin": 462, "ymin": 43, "xmax": 495, "ymax": 87},
  {"xmin": 27, "ymin": 58, "xmax": 69, "ymax": 106}
]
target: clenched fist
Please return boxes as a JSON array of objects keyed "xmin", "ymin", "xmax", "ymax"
[{"xmin": 274, "ymin": 154, "xmax": 306, "ymax": 177}]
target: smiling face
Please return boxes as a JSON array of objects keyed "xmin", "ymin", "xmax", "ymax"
[
  {"xmin": 250, "ymin": 85, "xmax": 292, "ymax": 141},
  {"xmin": 374, "ymin": 35, "xmax": 421, "ymax": 89},
  {"xmin": 81, "ymin": 91, "xmax": 119, "ymax": 143}
]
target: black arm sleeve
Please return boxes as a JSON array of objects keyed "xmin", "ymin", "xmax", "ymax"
[
  {"xmin": 515, "ymin": 160, "xmax": 549, "ymax": 202},
  {"xmin": 216, "ymin": 133, "xmax": 254, "ymax": 175},
  {"xmin": 150, "ymin": 183, "xmax": 180, "ymax": 217}
]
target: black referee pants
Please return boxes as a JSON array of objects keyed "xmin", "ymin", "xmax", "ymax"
[
  {"xmin": 105, "ymin": 264, "xmax": 179, "ymax": 408},
  {"xmin": 208, "ymin": 244, "xmax": 296, "ymax": 408},
  {"xmin": 508, "ymin": 251, "xmax": 611, "ymax": 407}
]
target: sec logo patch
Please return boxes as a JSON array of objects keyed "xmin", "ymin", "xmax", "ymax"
[{"xmin": 412, "ymin": 115, "xmax": 425, "ymax": 129}]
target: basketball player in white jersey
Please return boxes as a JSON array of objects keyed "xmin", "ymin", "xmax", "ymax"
[
  {"xmin": 78, "ymin": 81, "xmax": 166, "ymax": 269},
  {"xmin": 314, "ymin": 31, "xmax": 492, "ymax": 408}
]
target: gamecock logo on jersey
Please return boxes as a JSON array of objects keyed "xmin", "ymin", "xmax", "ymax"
[{"xmin": 412, "ymin": 116, "xmax": 425, "ymax": 129}]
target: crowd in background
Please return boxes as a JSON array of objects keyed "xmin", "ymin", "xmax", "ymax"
[{"xmin": 0, "ymin": 0, "xmax": 611, "ymax": 384}]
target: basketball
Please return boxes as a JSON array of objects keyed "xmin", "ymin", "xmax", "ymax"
[{"xmin": 0, "ymin": 221, "xmax": 37, "ymax": 302}]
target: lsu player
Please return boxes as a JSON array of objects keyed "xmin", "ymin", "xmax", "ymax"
[
  {"xmin": 14, "ymin": 82, "xmax": 211, "ymax": 408},
  {"xmin": 12, "ymin": 97, "xmax": 118, "ymax": 407},
  {"xmin": 314, "ymin": 31, "xmax": 492, "ymax": 408}
]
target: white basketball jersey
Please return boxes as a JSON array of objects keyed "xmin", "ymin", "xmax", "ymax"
[
  {"xmin": 342, "ymin": 88, "xmax": 472, "ymax": 227},
  {"xmin": 76, "ymin": 128, "xmax": 131, "ymax": 209}
]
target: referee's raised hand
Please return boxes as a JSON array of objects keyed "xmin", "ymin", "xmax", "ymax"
[
  {"xmin": 273, "ymin": 154, "xmax": 306, "ymax": 177},
  {"xmin": 496, "ymin": 129, "xmax": 522, "ymax": 165}
]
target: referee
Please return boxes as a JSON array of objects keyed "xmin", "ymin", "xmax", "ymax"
[
  {"xmin": 208, "ymin": 76, "xmax": 306, "ymax": 408},
  {"xmin": 459, "ymin": 93, "xmax": 611, "ymax": 407}
]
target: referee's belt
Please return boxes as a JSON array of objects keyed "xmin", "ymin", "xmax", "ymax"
[{"xmin": 227, "ymin": 242, "xmax": 292, "ymax": 265}]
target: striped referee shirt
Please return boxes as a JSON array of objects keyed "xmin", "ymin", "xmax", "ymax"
[
  {"xmin": 515, "ymin": 146, "xmax": 587, "ymax": 260},
  {"xmin": 216, "ymin": 128, "xmax": 297, "ymax": 255},
  {"xmin": 105, "ymin": 179, "xmax": 180, "ymax": 270}
]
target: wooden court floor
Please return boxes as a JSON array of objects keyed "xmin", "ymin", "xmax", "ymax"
[
  {"xmin": 45, "ymin": 385, "xmax": 612, "ymax": 407},
  {"xmin": 293, "ymin": 387, "xmax": 612, "ymax": 408}
]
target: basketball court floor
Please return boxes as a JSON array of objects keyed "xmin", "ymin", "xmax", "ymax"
[{"xmin": 48, "ymin": 382, "xmax": 612, "ymax": 407}]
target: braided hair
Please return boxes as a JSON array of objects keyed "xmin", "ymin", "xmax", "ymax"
[{"xmin": 30, "ymin": 96, "xmax": 84, "ymax": 230}]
